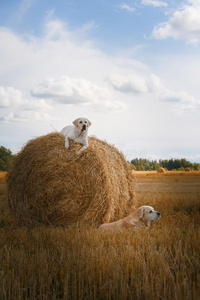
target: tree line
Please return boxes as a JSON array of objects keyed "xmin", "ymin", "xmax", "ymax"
[
  {"xmin": 0, "ymin": 146, "xmax": 15, "ymax": 171},
  {"xmin": 0, "ymin": 146, "xmax": 200, "ymax": 172},
  {"xmin": 130, "ymin": 158, "xmax": 200, "ymax": 171}
]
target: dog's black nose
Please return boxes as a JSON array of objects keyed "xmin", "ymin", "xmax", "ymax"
[
  {"xmin": 157, "ymin": 212, "xmax": 161, "ymax": 217},
  {"xmin": 83, "ymin": 124, "xmax": 86, "ymax": 130}
]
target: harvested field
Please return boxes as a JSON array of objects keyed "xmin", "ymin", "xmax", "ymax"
[
  {"xmin": 0, "ymin": 171, "xmax": 7, "ymax": 184},
  {"xmin": 0, "ymin": 171, "xmax": 200, "ymax": 299}
]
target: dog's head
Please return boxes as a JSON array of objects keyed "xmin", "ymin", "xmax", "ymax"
[
  {"xmin": 73, "ymin": 118, "xmax": 92, "ymax": 131},
  {"xmin": 136, "ymin": 205, "xmax": 161, "ymax": 227}
]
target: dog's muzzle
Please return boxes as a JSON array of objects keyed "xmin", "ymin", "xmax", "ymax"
[
  {"xmin": 151, "ymin": 212, "xmax": 161, "ymax": 222},
  {"xmin": 82, "ymin": 125, "xmax": 87, "ymax": 130}
]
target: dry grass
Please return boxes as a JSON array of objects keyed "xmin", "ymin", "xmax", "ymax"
[
  {"xmin": 0, "ymin": 172, "xmax": 7, "ymax": 184},
  {"xmin": 1, "ymin": 171, "xmax": 200, "ymax": 299}
]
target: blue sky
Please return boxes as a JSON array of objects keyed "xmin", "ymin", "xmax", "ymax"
[{"xmin": 0, "ymin": 0, "xmax": 200, "ymax": 162}]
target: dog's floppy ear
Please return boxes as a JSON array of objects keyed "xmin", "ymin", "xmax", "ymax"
[
  {"xmin": 87, "ymin": 119, "xmax": 92, "ymax": 127},
  {"xmin": 73, "ymin": 118, "xmax": 79, "ymax": 127},
  {"xmin": 137, "ymin": 207, "xmax": 144, "ymax": 219}
]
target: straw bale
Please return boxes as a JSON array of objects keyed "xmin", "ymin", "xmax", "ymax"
[
  {"xmin": 157, "ymin": 168, "xmax": 165, "ymax": 173},
  {"xmin": 184, "ymin": 167, "xmax": 191, "ymax": 172},
  {"xmin": 8, "ymin": 133, "xmax": 135, "ymax": 227}
]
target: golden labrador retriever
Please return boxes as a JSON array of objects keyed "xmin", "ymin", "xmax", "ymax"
[{"xmin": 99, "ymin": 205, "xmax": 160, "ymax": 230}]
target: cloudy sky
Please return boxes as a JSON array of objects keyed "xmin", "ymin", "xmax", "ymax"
[{"xmin": 0, "ymin": 0, "xmax": 200, "ymax": 162}]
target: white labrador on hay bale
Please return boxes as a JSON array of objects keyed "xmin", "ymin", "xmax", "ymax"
[
  {"xmin": 61, "ymin": 117, "xmax": 92, "ymax": 154},
  {"xmin": 99, "ymin": 206, "xmax": 160, "ymax": 230}
]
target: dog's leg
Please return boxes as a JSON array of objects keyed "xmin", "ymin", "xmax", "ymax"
[
  {"xmin": 77, "ymin": 145, "xmax": 88, "ymax": 154},
  {"xmin": 65, "ymin": 136, "xmax": 70, "ymax": 149}
]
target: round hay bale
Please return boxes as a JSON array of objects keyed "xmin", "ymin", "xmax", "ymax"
[
  {"xmin": 184, "ymin": 167, "xmax": 191, "ymax": 172},
  {"xmin": 157, "ymin": 167, "xmax": 165, "ymax": 173},
  {"xmin": 8, "ymin": 133, "xmax": 135, "ymax": 227}
]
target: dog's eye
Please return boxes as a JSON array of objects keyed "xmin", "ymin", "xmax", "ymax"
[
  {"xmin": 80, "ymin": 121, "xmax": 82, "ymax": 124},
  {"xmin": 85, "ymin": 121, "xmax": 87, "ymax": 123}
]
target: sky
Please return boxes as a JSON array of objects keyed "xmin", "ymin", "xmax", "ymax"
[{"xmin": 0, "ymin": 0, "xmax": 200, "ymax": 162}]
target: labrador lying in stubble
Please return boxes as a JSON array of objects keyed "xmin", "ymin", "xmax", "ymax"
[{"xmin": 99, "ymin": 206, "xmax": 161, "ymax": 230}]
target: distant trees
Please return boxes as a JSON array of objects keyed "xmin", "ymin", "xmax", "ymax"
[
  {"xmin": 0, "ymin": 146, "xmax": 14, "ymax": 171},
  {"xmin": 0, "ymin": 144, "xmax": 199, "ymax": 172},
  {"xmin": 130, "ymin": 158, "xmax": 161, "ymax": 171},
  {"xmin": 130, "ymin": 158, "xmax": 200, "ymax": 171}
]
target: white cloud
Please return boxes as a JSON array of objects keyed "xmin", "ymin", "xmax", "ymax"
[
  {"xmin": 141, "ymin": 0, "xmax": 168, "ymax": 7},
  {"xmin": 0, "ymin": 20, "xmax": 129, "ymax": 117},
  {"xmin": 107, "ymin": 73, "xmax": 171, "ymax": 95},
  {"xmin": 32, "ymin": 76, "xmax": 109, "ymax": 104},
  {"xmin": 167, "ymin": 152, "xmax": 200, "ymax": 162},
  {"xmin": 107, "ymin": 73, "xmax": 200, "ymax": 111},
  {"xmin": 0, "ymin": 111, "xmax": 52, "ymax": 123},
  {"xmin": 18, "ymin": 0, "xmax": 34, "ymax": 18},
  {"xmin": 44, "ymin": 19, "xmax": 69, "ymax": 40},
  {"xmin": 0, "ymin": 85, "xmax": 52, "ymax": 123},
  {"xmin": 31, "ymin": 76, "xmax": 126, "ymax": 111},
  {"xmin": 0, "ymin": 22, "xmax": 105, "ymax": 86},
  {"xmin": 152, "ymin": 2, "xmax": 200, "ymax": 43},
  {"xmin": 0, "ymin": 86, "xmax": 25, "ymax": 107},
  {"xmin": 0, "ymin": 96, "xmax": 53, "ymax": 123},
  {"xmin": 188, "ymin": 0, "xmax": 200, "ymax": 4},
  {"xmin": 21, "ymin": 99, "xmax": 52, "ymax": 111},
  {"xmin": 107, "ymin": 73, "xmax": 150, "ymax": 94},
  {"xmin": 118, "ymin": 3, "xmax": 136, "ymax": 12},
  {"xmin": 161, "ymin": 90, "xmax": 200, "ymax": 113}
]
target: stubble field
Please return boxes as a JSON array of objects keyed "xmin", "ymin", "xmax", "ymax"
[{"xmin": 0, "ymin": 171, "xmax": 200, "ymax": 299}]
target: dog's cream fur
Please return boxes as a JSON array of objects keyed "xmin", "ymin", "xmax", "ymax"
[
  {"xmin": 61, "ymin": 117, "xmax": 92, "ymax": 154},
  {"xmin": 99, "ymin": 206, "xmax": 160, "ymax": 230}
]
